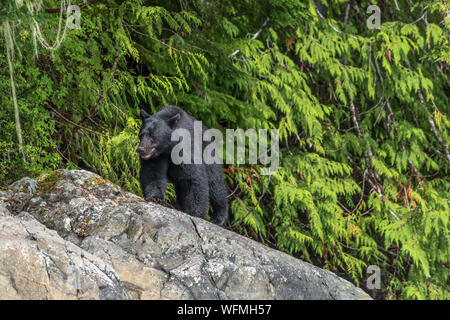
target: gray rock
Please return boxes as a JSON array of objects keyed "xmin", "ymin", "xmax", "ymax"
[
  {"xmin": 0, "ymin": 202, "xmax": 126, "ymax": 300},
  {"xmin": 9, "ymin": 177, "xmax": 38, "ymax": 194},
  {"xmin": 1, "ymin": 169, "xmax": 371, "ymax": 300}
]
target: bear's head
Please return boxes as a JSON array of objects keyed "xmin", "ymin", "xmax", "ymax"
[{"xmin": 137, "ymin": 109, "xmax": 180, "ymax": 160}]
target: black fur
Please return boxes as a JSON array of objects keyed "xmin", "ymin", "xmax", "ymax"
[{"xmin": 138, "ymin": 105, "xmax": 228, "ymax": 226}]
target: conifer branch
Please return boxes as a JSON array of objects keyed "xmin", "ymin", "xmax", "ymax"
[
  {"xmin": 72, "ymin": 46, "xmax": 120, "ymax": 136},
  {"xmin": 229, "ymin": 18, "xmax": 269, "ymax": 59},
  {"xmin": 314, "ymin": 1, "xmax": 342, "ymax": 34},
  {"xmin": 349, "ymin": 101, "xmax": 382, "ymax": 186},
  {"xmin": 45, "ymin": 0, "xmax": 101, "ymax": 13},
  {"xmin": 405, "ymin": 60, "xmax": 450, "ymax": 162}
]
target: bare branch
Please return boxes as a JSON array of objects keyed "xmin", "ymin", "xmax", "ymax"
[{"xmin": 314, "ymin": 1, "xmax": 342, "ymax": 34}]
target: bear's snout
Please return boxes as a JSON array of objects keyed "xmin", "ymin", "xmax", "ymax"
[
  {"xmin": 137, "ymin": 146, "xmax": 146, "ymax": 154},
  {"xmin": 137, "ymin": 144, "xmax": 156, "ymax": 160}
]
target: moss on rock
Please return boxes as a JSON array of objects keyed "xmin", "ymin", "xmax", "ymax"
[
  {"xmin": 84, "ymin": 176, "xmax": 107, "ymax": 188},
  {"xmin": 37, "ymin": 170, "xmax": 65, "ymax": 192}
]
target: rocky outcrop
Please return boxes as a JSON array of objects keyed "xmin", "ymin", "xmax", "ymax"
[
  {"xmin": 0, "ymin": 170, "xmax": 371, "ymax": 300},
  {"xmin": 0, "ymin": 203, "xmax": 126, "ymax": 299}
]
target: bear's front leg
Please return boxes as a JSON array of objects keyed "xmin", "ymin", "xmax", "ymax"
[
  {"xmin": 140, "ymin": 155, "xmax": 169, "ymax": 206},
  {"xmin": 143, "ymin": 180, "xmax": 168, "ymax": 205},
  {"xmin": 174, "ymin": 175, "xmax": 209, "ymax": 219}
]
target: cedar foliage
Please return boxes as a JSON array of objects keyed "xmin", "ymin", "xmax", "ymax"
[{"xmin": 0, "ymin": 0, "xmax": 449, "ymax": 299}]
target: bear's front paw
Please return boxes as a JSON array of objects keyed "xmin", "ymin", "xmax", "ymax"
[{"xmin": 145, "ymin": 196, "xmax": 167, "ymax": 206}]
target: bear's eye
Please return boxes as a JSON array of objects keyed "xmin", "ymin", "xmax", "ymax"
[{"xmin": 139, "ymin": 132, "xmax": 153, "ymax": 140}]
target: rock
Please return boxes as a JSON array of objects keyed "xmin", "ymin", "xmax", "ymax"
[
  {"xmin": 1, "ymin": 169, "xmax": 371, "ymax": 300},
  {"xmin": 0, "ymin": 203, "xmax": 126, "ymax": 300}
]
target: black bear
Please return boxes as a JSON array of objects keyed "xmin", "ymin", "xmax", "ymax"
[{"xmin": 138, "ymin": 105, "xmax": 228, "ymax": 226}]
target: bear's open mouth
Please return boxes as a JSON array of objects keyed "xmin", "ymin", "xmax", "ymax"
[{"xmin": 140, "ymin": 147, "xmax": 156, "ymax": 160}]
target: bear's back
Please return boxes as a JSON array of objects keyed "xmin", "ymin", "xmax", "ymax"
[{"xmin": 156, "ymin": 105, "xmax": 210, "ymax": 133}]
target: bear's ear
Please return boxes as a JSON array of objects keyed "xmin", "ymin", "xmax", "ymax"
[
  {"xmin": 140, "ymin": 109, "xmax": 150, "ymax": 121},
  {"xmin": 168, "ymin": 113, "xmax": 180, "ymax": 127}
]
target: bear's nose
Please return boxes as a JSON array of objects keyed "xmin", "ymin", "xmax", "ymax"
[{"xmin": 137, "ymin": 146, "xmax": 146, "ymax": 154}]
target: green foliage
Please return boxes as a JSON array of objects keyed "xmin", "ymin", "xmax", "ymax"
[{"xmin": 0, "ymin": 0, "xmax": 449, "ymax": 299}]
